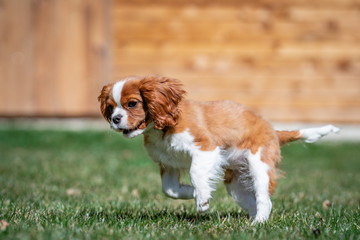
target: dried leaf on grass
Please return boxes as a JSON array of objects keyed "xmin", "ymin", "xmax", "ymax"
[
  {"xmin": 66, "ymin": 188, "xmax": 81, "ymax": 196},
  {"xmin": 0, "ymin": 220, "xmax": 9, "ymax": 231},
  {"xmin": 322, "ymin": 200, "xmax": 331, "ymax": 208},
  {"xmin": 131, "ymin": 189, "xmax": 139, "ymax": 197}
]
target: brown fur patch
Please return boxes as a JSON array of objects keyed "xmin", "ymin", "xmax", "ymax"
[
  {"xmin": 98, "ymin": 82, "xmax": 115, "ymax": 122},
  {"xmin": 224, "ymin": 169, "xmax": 234, "ymax": 184},
  {"xmin": 139, "ymin": 75, "xmax": 186, "ymax": 130},
  {"xmin": 119, "ymin": 79, "xmax": 147, "ymax": 130}
]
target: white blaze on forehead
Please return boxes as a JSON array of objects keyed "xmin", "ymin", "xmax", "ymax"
[
  {"xmin": 111, "ymin": 80, "xmax": 128, "ymax": 129},
  {"xmin": 112, "ymin": 80, "xmax": 126, "ymax": 105}
]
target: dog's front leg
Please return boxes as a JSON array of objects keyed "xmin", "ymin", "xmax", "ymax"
[
  {"xmin": 190, "ymin": 152, "xmax": 222, "ymax": 213},
  {"xmin": 160, "ymin": 166, "xmax": 194, "ymax": 199}
]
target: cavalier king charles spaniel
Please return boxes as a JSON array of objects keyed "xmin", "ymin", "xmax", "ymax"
[{"xmin": 98, "ymin": 75, "xmax": 339, "ymax": 223}]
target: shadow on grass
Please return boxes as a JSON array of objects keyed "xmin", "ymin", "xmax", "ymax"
[
  {"xmin": 119, "ymin": 209, "xmax": 248, "ymax": 222},
  {"xmin": 67, "ymin": 206, "xmax": 250, "ymax": 226}
]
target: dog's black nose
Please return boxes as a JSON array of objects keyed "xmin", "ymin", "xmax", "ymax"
[{"xmin": 112, "ymin": 114, "xmax": 122, "ymax": 124}]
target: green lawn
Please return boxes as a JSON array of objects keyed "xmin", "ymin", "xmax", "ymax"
[{"xmin": 0, "ymin": 129, "xmax": 359, "ymax": 239}]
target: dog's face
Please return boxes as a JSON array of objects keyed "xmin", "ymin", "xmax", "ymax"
[{"xmin": 98, "ymin": 75, "xmax": 186, "ymax": 138}]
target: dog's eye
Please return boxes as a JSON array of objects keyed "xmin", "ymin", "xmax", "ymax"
[
  {"xmin": 127, "ymin": 101, "xmax": 137, "ymax": 108},
  {"xmin": 106, "ymin": 104, "xmax": 113, "ymax": 112}
]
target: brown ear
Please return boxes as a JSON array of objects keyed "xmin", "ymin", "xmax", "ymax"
[
  {"xmin": 139, "ymin": 75, "xmax": 186, "ymax": 130},
  {"xmin": 98, "ymin": 83, "xmax": 114, "ymax": 122}
]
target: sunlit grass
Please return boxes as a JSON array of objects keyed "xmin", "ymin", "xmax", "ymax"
[{"xmin": 0, "ymin": 129, "xmax": 359, "ymax": 239}]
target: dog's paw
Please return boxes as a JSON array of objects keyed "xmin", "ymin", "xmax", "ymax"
[
  {"xmin": 196, "ymin": 200, "xmax": 210, "ymax": 213},
  {"xmin": 251, "ymin": 215, "xmax": 268, "ymax": 224}
]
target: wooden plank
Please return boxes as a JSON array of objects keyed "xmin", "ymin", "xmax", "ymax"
[
  {"xmin": 113, "ymin": 5, "xmax": 360, "ymax": 56},
  {"xmin": 259, "ymin": 107, "xmax": 360, "ymax": 123},
  {"xmin": 113, "ymin": 56, "xmax": 360, "ymax": 77},
  {"xmin": 112, "ymin": 64, "xmax": 360, "ymax": 81},
  {"xmin": 85, "ymin": 0, "xmax": 112, "ymax": 115},
  {"xmin": 185, "ymin": 87, "xmax": 360, "ymax": 103},
  {"xmin": 0, "ymin": 0, "xmax": 111, "ymax": 117},
  {"xmin": 113, "ymin": 29, "xmax": 360, "ymax": 45},
  {"xmin": 112, "ymin": 43, "xmax": 360, "ymax": 58},
  {"xmin": 114, "ymin": 6, "xmax": 360, "ymax": 23},
  {"xmin": 113, "ymin": 7, "xmax": 360, "ymax": 42},
  {"xmin": 0, "ymin": 0, "xmax": 34, "ymax": 115},
  {"xmin": 116, "ymin": 0, "xmax": 360, "ymax": 8}
]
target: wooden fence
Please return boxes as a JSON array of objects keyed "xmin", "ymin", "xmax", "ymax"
[
  {"xmin": 0, "ymin": 0, "xmax": 111, "ymax": 116},
  {"xmin": 1, "ymin": 0, "xmax": 360, "ymax": 122}
]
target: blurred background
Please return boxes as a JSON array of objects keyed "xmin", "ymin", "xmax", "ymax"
[{"xmin": 1, "ymin": 0, "xmax": 359, "ymax": 123}]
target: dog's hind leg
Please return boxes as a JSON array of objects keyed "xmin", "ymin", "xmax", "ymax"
[
  {"xmin": 225, "ymin": 149, "xmax": 273, "ymax": 223},
  {"xmin": 247, "ymin": 149, "xmax": 273, "ymax": 223},
  {"xmin": 224, "ymin": 169, "xmax": 257, "ymax": 218}
]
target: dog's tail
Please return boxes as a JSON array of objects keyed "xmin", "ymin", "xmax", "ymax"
[{"xmin": 276, "ymin": 125, "xmax": 340, "ymax": 146}]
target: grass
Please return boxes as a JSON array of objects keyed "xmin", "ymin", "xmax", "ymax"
[{"xmin": 0, "ymin": 128, "xmax": 359, "ymax": 239}]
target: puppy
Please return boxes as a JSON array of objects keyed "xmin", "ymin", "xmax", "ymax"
[{"xmin": 98, "ymin": 75, "xmax": 339, "ymax": 223}]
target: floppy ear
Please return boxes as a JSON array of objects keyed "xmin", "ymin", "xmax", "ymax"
[
  {"xmin": 98, "ymin": 83, "xmax": 114, "ymax": 122},
  {"xmin": 139, "ymin": 75, "xmax": 186, "ymax": 130}
]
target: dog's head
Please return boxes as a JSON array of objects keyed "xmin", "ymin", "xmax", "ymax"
[{"xmin": 98, "ymin": 75, "xmax": 186, "ymax": 138}]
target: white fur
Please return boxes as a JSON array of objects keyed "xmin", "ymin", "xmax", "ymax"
[
  {"xmin": 300, "ymin": 124, "xmax": 340, "ymax": 143},
  {"xmin": 111, "ymin": 80, "xmax": 146, "ymax": 138},
  {"xmin": 161, "ymin": 167, "xmax": 194, "ymax": 199},
  {"xmin": 111, "ymin": 81, "xmax": 128, "ymax": 130},
  {"xmin": 225, "ymin": 149, "xmax": 272, "ymax": 223},
  {"xmin": 130, "ymin": 124, "xmax": 337, "ymax": 221},
  {"xmin": 144, "ymin": 127, "xmax": 193, "ymax": 169},
  {"xmin": 247, "ymin": 149, "xmax": 272, "ymax": 223},
  {"xmin": 144, "ymin": 128, "xmax": 274, "ymax": 217},
  {"xmin": 190, "ymin": 147, "xmax": 224, "ymax": 212},
  {"xmin": 144, "ymin": 129, "xmax": 226, "ymax": 212},
  {"xmin": 123, "ymin": 129, "xmax": 145, "ymax": 138},
  {"xmin": 112, "ymin": 81, "xmax": 125, "ymax": 106},
  {"xmin": 144, "ymin": 128, "xmax": 274, "ymax": 220}
]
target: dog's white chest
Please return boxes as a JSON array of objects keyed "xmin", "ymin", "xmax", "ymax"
[{"xmin": 144, "ymin": 129, "xmax": 196, "ymax": 169}]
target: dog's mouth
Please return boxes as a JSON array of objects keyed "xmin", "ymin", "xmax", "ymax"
[{"xmin": 118, "ymin": 120, "xmax": 146, "ymax": 135}]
